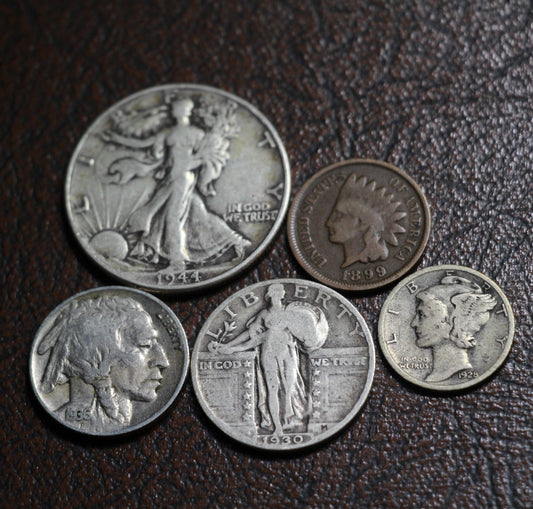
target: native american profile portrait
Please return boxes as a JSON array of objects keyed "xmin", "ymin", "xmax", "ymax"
[
  {"xmin": 37, "ymin": 295, "xmax": 168, "ymax": 431},
  {"xmin": 411, "ymin": 275, "xmax": 497, "ymax": 382},
  {"xmin": 326, "ymin": 174, "xmax": 406, "ymax": 266}
]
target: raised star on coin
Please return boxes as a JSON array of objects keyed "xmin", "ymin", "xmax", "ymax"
[{"xmin": 191, "ymin": 279, "xmax": 375, "ymax": 450}]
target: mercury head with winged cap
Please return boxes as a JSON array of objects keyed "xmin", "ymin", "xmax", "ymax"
[{"xmin": 410, "ymin": 275, "xmax": 497, "ymax": 382}]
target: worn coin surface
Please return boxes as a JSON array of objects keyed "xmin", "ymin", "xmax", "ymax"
[
  {"xmin": 378, "ymin": 265, "xmax": 514, "ymax": 391},
  {"xmin": 30, "ymin": 287, "xmax": 189, "ymax": 436},
  {"xmin": 66, "ymin": 84, "xmax": 291, "ymax": 292},
  {"xmin": 191, "ymin": 279, "xmax": 375, "ymax": 450},
  {"xmin": 287, "ymin": 159, "xmax": 431, "ymax": 291}
]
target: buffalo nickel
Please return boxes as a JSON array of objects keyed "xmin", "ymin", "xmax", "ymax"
[
  {"xmin": 378, "ymin": 265, "xmax": 514, "ymax": 391},
  {"xmin": 191, "ymin": 279, "xmax": 375, "ymax": 450},
  {"xmin": 30, "ymin": 287, "xmax": 189, "ymax": 435},
  {"xmin": 66, "ymin": 84, "xmax": 291, "ymax": 292},
  {"xmin": 287, "ymin": 159, "xmax": 431, "ymax": 291}
]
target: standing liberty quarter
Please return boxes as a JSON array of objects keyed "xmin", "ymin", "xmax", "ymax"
[
  {"xmin": 191, "ymin": 279, "xmax": 375, "ymax": 450},
  {"xmin": 30, "ymin": 287, "xmax": 189, "ymax": 436},
  {"xmin": 288, "ymin": 159, "xmax": 431, "ymax": 291},
  {"xmin": 66, "ymin": 84, "xmax": 290, "ymax": 292},
  {"xmin": 378, "ymin": 265, "xmax": 514, "ymax": 391}
]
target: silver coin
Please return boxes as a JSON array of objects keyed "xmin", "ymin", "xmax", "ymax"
[
  {"xmin": 378, "ymin": 265, "xmax": 514, "ymax": 391},
  {"xmin": 65, "ymin": 84, "xmax": 291, "ymax": 292},
  {"xmin": 29, "ymin": 287, "xmax": 189, "ymax": 436},
  {"xmin": 191, "ymin": 279, "xmax": 375, "ymax": 450}
]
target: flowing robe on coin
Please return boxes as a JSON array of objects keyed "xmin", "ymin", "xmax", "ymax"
[
  {"xmin": 106, "ymin": 124, "xmax": 248, "ymax": 264},
  {"xmin": 251, "ymin": 303, "xmax": 328, "ymax": 430}
]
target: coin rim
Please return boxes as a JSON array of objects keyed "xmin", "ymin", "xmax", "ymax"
[
  {"xmin": 65, "ymin": 84, "xmax": 291, "ymax": 293},
  {"xmin": 287, "ymin": 158, "xmax": 431, "ymax": 291},
  {"xmin": 190, "ymin": 278, "xmax": 376, "ymax": 450},
  {"xmin": 29, "ymin": 286, "xmax": 190, "ymax": 436},
  {"xmin": 377, "ymin": 265, "xmax": 515, "ymax": 391}
]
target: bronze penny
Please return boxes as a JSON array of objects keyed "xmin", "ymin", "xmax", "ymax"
[{"xmin": 287, "ymin": 159, "xmax": 431, "ymax": 291}]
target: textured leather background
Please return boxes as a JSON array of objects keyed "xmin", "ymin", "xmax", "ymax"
[{"xmin": 1, "ymin": 1, "xmax": 532, "ymax": 507}]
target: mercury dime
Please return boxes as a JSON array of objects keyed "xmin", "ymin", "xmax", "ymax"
[
  {"xmin": 191, "ymin": 279, "xmax": 375, "ymax": 450},
  {"xmin": 378, "ymin": 265, "xmax": 514, "ymax": 391},
  {"xmin": 287, "ymin": 159, "xmax": 431, "ymax": 291},
  {"xmin": 30, "ymin": 287, "xmax": 189, "ymax": 436},
  {"xmin": 66, "ymin": 84, "xmax": 290, "ymax": 292}
]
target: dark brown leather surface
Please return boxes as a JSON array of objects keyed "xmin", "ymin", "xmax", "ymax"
[{"xmin": 1, "ymin": 1, "xmax": 532, "ymax": 507}]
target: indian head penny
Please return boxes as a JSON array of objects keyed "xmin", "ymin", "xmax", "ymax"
[
  {"xmin": 378, "ymin": 266, "xmax": 514, "ymax": 391},
  {"xmin": 287, "ymin": 159, "xmax": 431, "ymax": 291},
  {"xmin": 30, "ymin": 287, "xmax": 189, "ymax": 436},
  {"xmin": 191, "ymin": 279, "xmax": 375, "ymax": 450},
  {"xmin": 66, "ymin": 84, "xmax": 291, "ymax": 292}
]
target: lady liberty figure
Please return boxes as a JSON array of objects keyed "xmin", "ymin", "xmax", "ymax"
[
  {"xmin": 212, "ymin": 284, "xmax": 328, "ymax": 435},
  {"xmin": 101, "ymin": 93, "xmax": 250, "ymax": 269}
]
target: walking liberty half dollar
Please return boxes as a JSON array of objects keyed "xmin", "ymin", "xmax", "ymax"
[
  {"xmin": 191, "ymin": 279, "xmax": 375, "ymax": 450},
  {"xmin": 66, "ymin": 84, "xmax": 291, "ymax": 292},
  {"xmin": 288, "ymin": 159, "xmax": 431, "ymax": 291},
  {"xmin": 30, "ymin": 287, "xmax": 189, "ymax": 435},
  {"xmin": 378, "ymin": 266, "xmax": 514, "ymax": 391}
]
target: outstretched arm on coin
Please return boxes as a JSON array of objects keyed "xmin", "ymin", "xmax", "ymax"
[
  {"xmin": 218, "ymin": 333, "xmax": 264, "ymax": 354},
  {"xmin": 107, "ymin": 157, "xmax": 163, "ymax": 184},
  {"xmin": 214, "ymin": 313, "xmax": 266, "ymax": 353},
  {"xmin": 102, "ymin": 129, "xmax": 166, "ymax": 151}
]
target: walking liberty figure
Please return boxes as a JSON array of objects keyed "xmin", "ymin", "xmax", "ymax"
[{"xmin": 97, "ymin": 93, "xmax": 250, "ymax": 269}]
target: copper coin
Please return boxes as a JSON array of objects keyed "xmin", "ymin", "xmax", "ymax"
[{"xmin": 287, "ymin": 159, "xmax": 431, "ymax": 291}]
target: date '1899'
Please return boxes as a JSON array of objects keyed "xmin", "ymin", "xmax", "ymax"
[{"xmin": 342, "ymin": 266, "xmax": 386, "ymax": 281}]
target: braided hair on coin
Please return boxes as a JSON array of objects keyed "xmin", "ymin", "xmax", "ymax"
[{"xmin": 38, "ymin": 296, "xmax": 147, "ymax": 422}]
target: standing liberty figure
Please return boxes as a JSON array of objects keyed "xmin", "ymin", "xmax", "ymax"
[{"xmin": 213, "ymin": 284, "xmax": 328, "ymax": 435}]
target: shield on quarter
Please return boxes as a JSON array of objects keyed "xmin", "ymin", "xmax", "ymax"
[{"xmin": 191, "ymin": 279, "xmax": 375, "ymax": 450}]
